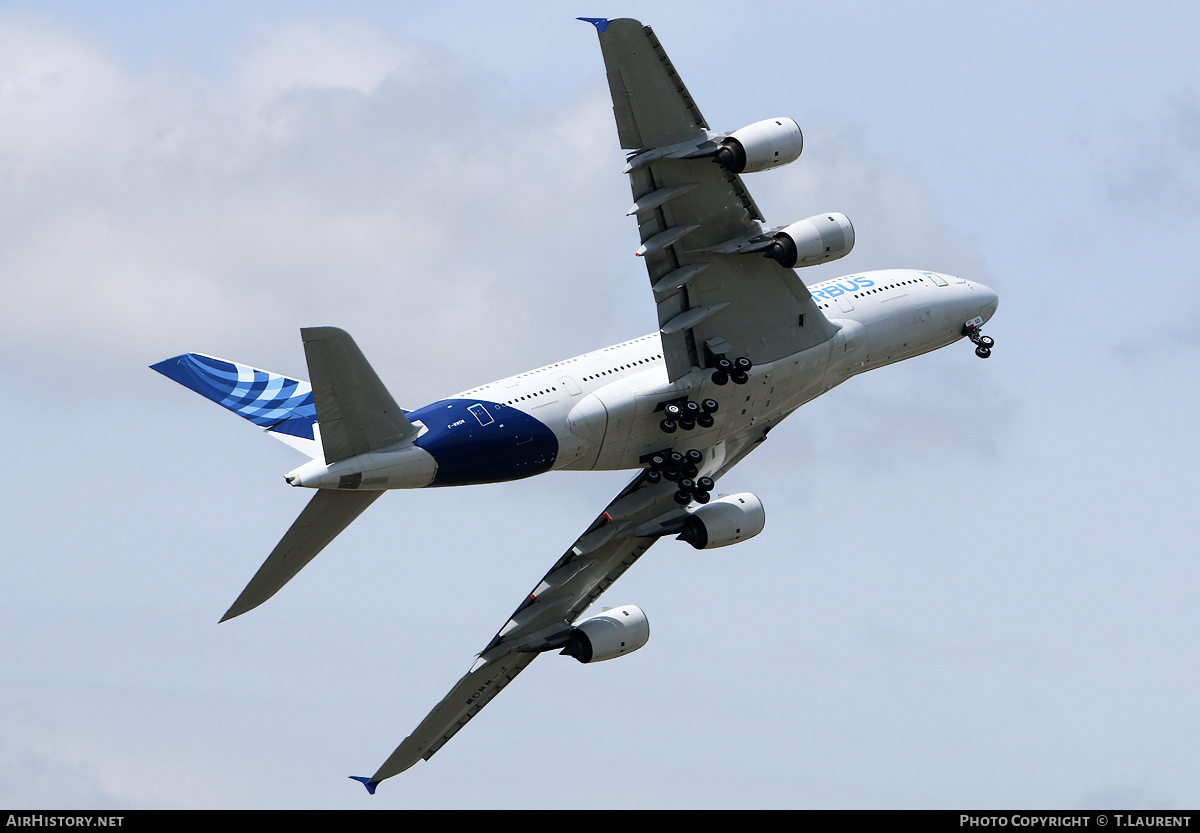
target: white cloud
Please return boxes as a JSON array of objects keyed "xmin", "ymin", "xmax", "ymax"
[
  {"xmin": 0, "ymin": 15, "xmax": 631, "ymax": 401},
  {"xmin": 0, "ymin": 14, "xmax": 992, "ymax": 408}
]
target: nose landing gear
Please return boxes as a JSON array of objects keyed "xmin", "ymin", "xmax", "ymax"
[{"xmin": 962, "ymin": 316, "xmax": 995, "ymax": 359}]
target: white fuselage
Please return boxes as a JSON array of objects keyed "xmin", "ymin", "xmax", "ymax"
[
  {"xmin": 462, "ymin": 269, "xmax": 994, "ymax": 468},
  {"xmin": 287, "ymin": 269, "xmax": 997, "ymax": 490}
]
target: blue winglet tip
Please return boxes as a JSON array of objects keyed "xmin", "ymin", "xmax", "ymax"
[
  {"xmin": 577, "ymin": 17, "xmax": 609, "ymax": 32},
  {"xmin": 349, "ymin": 775, "xmax": 377, "ymax": 795}
]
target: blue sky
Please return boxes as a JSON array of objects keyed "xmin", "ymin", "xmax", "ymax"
[{"xmin": 2, "ymin": 0, "xmax": 1198, "ymax": 809}]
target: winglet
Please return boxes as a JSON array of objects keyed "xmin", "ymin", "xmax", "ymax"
[
  {"xmin": 577, "ymin": 17, "xmax": 609, "ymax": 32},
  {"xmin": 349, "ymin": 776, "xmax": 378, "ymax": 795}
]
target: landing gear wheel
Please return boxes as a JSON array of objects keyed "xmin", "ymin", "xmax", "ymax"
[
  {"xmin": 697, "ymin": 413, "xmax": 715, "ymax": 429},
  {"xmin": 697, "ymin": 476, "xmax": 715, "ymax": 492},
  {"xmin": 684, "ymin": 449, "xmax": 703, "ymax": 465},
  {"xmin": 964, "ymin": 319, "xmax": 995, "ymax": 358},
  {"xmin": 673, "ymin": 490, "xmax": 692, "ymax": 506},
  {"xmin": 693, "ymin": 491, "xmax": 711, "ymax": 504},
  {"xmin": 679, "ymin": 417, "xmax": 696, "ymax": 431},
  {"xmin": 664, "ymin": 403, "xmax": 683, "ymax": 420},
  {"xmin": 660, "ymin": 418, "xmax": 678, "ymax": 433},
  {"xmin": 731, "ymin": 370, "xmax": 749, "ymax": 385},
  {"xmin": 711, "ymin": 371, "xmax": 729, "ymax": 386},
  {"xmin": 645, "ymin": 470, "xmax": 662, "ymax": 484},
  {"xmin": 734, "ymin": 356, "xmax": 753, "ymax": 373},
  {"xmin": 701, "ymin": 399, "xmax": 719, "ymax": 413}
]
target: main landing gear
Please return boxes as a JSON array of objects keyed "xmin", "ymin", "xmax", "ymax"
[
  {"xmin": 659, "ymin": 398, "xmax": 719, "ymax": 434},
  {"xmin": 711, "ymin": 356, "xmax": 753, "ymax": 386},
  {"xmin": 642, "ymin": 449, "xmax": 715, "ymax": 505},
  {"xmin": 962, "ymin": 316, "xmax": 995, "ymax": 359}
]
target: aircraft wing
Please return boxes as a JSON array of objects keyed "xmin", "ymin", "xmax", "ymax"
[
  {"xmin": 590, "ymin": 18, "xmax": 838, "ymax": 382},
  {"xmin": 357, "ymin": 430, "xmax": 772, "ymax": 791}
]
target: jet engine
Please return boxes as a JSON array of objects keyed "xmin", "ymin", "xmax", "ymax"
[
  {"xmin": 560, "ymin": 604, "xmax": 650, "ymax": 663},
  {"xmin": 764, "ymin": 213, "xmax": 855, "ymax": 268},
  {"xmin": 675, "ymin": 492, "xmax": 766, "ymax": 549},
  {"xmin": 712, "ymin": 118, "xmax": 804, "ymax": 174}
]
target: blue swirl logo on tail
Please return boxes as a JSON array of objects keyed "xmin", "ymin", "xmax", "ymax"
[{"xmin": 151, "ymin": 353, "xmax": 317, "ymax": 439}]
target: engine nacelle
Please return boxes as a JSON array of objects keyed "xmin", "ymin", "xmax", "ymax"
[
  {"xmin": 764, "ymin": 213, "xmax": 855, "ymax": 268},
  {"xmin": 560, "ymin": 604, "xmax": 650, "ymax": 663},
  {"xmin": 714, "ymin": 118, "xmax": 804, "ymax": 174},
  {"xmin": 675, "ymin": 492, "xmax": 766, "ymax": 549}
]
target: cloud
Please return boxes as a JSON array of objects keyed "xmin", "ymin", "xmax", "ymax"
[
  {"xmin": 0, "ymin": 15, "xmax": 630, "ymax": 402},
  {"xmin": 1105, "ymin": 87, "xmax": 1200, "ymax": 217},
  {"xmin": 1, "ymin": 14, "xmax": 991, "ymax": 415},
  {"xmin": 0, "ymin": 707, "xmax": 133, "ymax": 809},
  {"xmin": 751, "ymin": 120, "xmax": 994, "ymax": 289}
]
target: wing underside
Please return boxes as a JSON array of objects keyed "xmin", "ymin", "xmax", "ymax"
[
  {"xmin": 594, "ymin": 18, "xmax": 837, "ymax": 382},
  {"xmin": 362, "ymin": 426, "xmax": 775, "ymax": 789}
]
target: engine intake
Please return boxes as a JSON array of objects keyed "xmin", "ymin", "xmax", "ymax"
[
  {"xmin": 713, "ymin": 118, "xmax": 804, "ymax": 174},
  {"xmin": 675, "ymin": 492, "xmax": 766, "ymax": 549},
  {"xmin": 764, "ymin": 213, "xmax": 855, "ymax": 268},
  {"xmin": 560, "ymin": 604, "xmax": 650, "ymax": 663}
]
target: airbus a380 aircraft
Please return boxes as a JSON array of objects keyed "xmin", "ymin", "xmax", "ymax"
[{"xmin": 153, "ymin": 18, "xmax": 997, "ymax": 793}]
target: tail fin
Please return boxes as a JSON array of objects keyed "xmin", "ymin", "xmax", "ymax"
[{"xmin": 151, "ymin": 353, "xmax": 319, "ymax": 455}]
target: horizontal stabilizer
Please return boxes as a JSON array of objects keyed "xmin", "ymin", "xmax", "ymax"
[
  {"xmin": 301, "ymin": 327, "xmax": 418, "ymax": 464},
  {"xmin": 220, "ymin": 489, "xmax": 383, "ymax": 622},
  {"xmin": 151, "ymin": 353, "xmax": 317, "ymax": 440}
]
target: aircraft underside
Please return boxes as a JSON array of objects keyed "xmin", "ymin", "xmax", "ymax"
[{"xmin": 150, "ymin": 17, "xmax": 998, "ymax": 793}]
